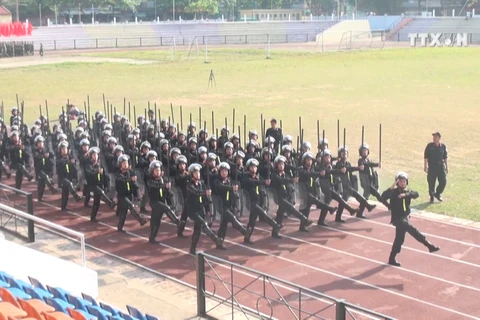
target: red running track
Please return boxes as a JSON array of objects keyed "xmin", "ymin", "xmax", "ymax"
[{"xmin": 2, "ymin": 178, "xmax": 480, "ymax": 320}]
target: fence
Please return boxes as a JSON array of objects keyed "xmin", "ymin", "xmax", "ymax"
[
  {"xmin": 0, "ymin": 202, "xmax": 87, "ymax": 267},
  {"xmin": 196, "ymin": 252, "xmax": 395, "ymax": 320},
  {"xmin": 0, "ymin": 182, "xmax": 34, "ymax": 242}
]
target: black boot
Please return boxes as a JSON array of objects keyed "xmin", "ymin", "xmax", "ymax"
[
  {"xmin": 244, "ymin": 227, "xmax": 254, "ymax": 244},
  {"xmin": 317, "ymin": 210, "xmax": 328, "ymax": 226},
  {"xmin": 177, "ymin": 220, "xmax": 187, "ymax": 238},
  {"xmin": 190, "ymin": 233, "xmax": 201, "ymax": 255},
  {"xmin": 425, "ymin": 241, "xmax": 440, "ymax": 253},
  {"xmin": 388, "ymin": 252, "xmax": 401, "ymax": 267},
  {"xmin": 149, "ymin": 225, "xmax": 160, "ymax": 244},
  {"xmin": 366, "ymin": 203, "xmax": 377, "ymax": 212}
]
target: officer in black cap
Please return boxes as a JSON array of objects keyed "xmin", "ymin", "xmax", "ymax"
[
  {"xmin": 424, "ymin": 132, "xmax": 448, "ymax": 203},
  {"xmin": 265, "ymin": 118, "xmax": 282, "ymax": 154},
  {"xmin": 381, "ymin": 172, "xmax": 439, "ymax": 267}
]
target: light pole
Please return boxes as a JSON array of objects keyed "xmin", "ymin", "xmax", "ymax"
[
  {"xmin": 155, "ymin": 0, "xmax": 157, "ymax": 20},
  {"xmin": 173, "ymin": 0, "xmax": 175, "ymax": 23}
]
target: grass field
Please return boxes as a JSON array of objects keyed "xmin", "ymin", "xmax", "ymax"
[{"xmin": 2, "ymin": 47, "xmax": 480, "ymax": 220}]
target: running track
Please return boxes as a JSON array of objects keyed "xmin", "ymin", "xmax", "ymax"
[{"xmin": 2, "ymin": 178, "xmax": 480, "ymax": 320}]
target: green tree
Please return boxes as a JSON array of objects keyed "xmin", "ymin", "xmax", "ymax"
[{"xmin": 185, "ymin": 0, "xmax": 219, "ymax": 18}]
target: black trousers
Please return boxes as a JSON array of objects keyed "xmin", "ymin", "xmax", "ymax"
[
  {"xmin": 117, "ymin": 197, "xmax": 143, "ymax": 231},
  {"xmin": 391, "ymin": 218, "xmax": 427, "ymax": 255},
  {"xmin": 15, "ymin": 169, "xmax": 23, "ymax": 189},
  {"xmin": 427, "ymin": 167, "xmax": 447, "ymax": 196},
  {"xmin": 38, "ymin": 179, "xmax": 46, "ymax": 201},
  {"xmin": 189, "ymin": 210, "xmax": 219, "ymax": 253},
  {"xmin": 217, "ymin": 206, "xmax": 246, "ymax": 240},
  {"xmin": 149, "ymin": 202, "xmax": 167, "ymax": 241}
]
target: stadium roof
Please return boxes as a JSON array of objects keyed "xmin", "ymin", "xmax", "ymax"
[{"xmin": 0, "ymin": 6, "xmax": 12, "ymax": 15}]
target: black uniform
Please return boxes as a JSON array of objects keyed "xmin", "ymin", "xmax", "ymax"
[
  {"xmin": 241, "ymin": 172, "xmax": 280, "ymax": 243},
  {"xmin": 270, "ymin": 169, "xmax": 312, "ymax": 236},
  {"xmin": 33, "ymin": 147, "xmax": 56, "ymax": 201},
  {"xmin": 424, "ymin": 142, "xmax": 448, "ymax": 200},
  {"xmin": 335, "ymin": 159, "xmax": 376, "ymax": 218},
  {"xmin": 175, "ymin": 169, "xmax": 191, "ymax": 237},
  {"xmin": 85, "ymin": 162, "xmax": 115, "ymax": 221},
  {"xmin": 381, "ymin": 186, "xmax": 439, "ymax": 266},
  {"xmin": 115, "ymin": 169, "xmax": 147, "ymax": 232},
  {"xmin": 56, "ymin": 156, "xmax": 82, "ymax": 210},
  {"xmin": 9, "ymin": 143, "xmax": 33, "ymax": 189},
  {"xmin": 358, "ymin": 156, "xmax": 385, "ymax": 205},
  {"xmin": 186, "ymin": 179, "xmax": 223, "ymax": 254},
  {"xmin": 147, "ymin": 176, "xmax": 178, "ymax": 243},
  {"xmin": 298, "ymin": 165, "xmax": 337, "ymax": 226},
  {"xmin": 214, "ymin": 176, "xmax": 246, "ymax": 242}
]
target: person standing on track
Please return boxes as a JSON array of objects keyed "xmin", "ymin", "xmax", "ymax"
[
  {"xmin": 381, "ymin": 172, "xmax": 440, "ymax": 267},
  {"xmin": 424, "ymin": 132, "xmax": 448, "ymax": 203}
]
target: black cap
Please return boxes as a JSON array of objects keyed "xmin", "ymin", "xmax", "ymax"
[{"xmin": 432, "ymin": 132, "xmax": 441, "ymax": 138}]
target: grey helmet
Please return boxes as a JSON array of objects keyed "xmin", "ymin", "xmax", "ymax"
[
  {"xmin": 282, "ymin": 145, "xmax": 293, "ymax": 154},
  {"xmin": 234, "ymin": 151, "xmax": 245, "ymax": 159},
  {"xmin": 302, "ymin": 141, "xmax": 312, "ymax": 151},
  {"xmin": 175, "ymin": 155, "xmax": 188, "ymax": 165},
  {"xmin": 358, "ymin": 144, "xmax": 370, "ymax": 155},
  {"xmin": 224, "ymin": 142, "xmax": 234, "ymax": 150},
  {"xmin": 58, "ymin": 141, "xmax": 69, "ymax": 152},
  {"xmin": 198, "ymin": 146, "xmax": 208, "ymax": 154},
  {"xmin": 107, "ymin": 137, "xmax": 117, "ymax": 145},
  {"xmin": 170, "ymin": 147, "xmax": 181, "ymax": 156},
  {"xmin": 396, "ymin": 171, "xmax": 409, "ymax": 184},
  {"xmin": 34, "ymin": 135, "xmax": 45, "ymax": 144},
  {"xmin": 140, "ymin": 141, "xmax": 151, "ymax": 150},
  {"xmin": 338, "ymin": 146, "xmax": 348, "ymax": 157},
  {"xmin": 58, "ymin": 133, "xmax": 67, "ymax": 141},
  {"xmin": 246, "ymin": 158, "xmax": 259, "ymax": 168},
  {"xmin": 207, "ymin": 153, "xmax": 217, "ymax": 161},
  {"xmin": 218, "ymin": 162, "xmax": 230, "ymax": 171},
  {"xmin": 117, "ymin": 154, "xmax": 130, "ymax": 166},
  {"xmin": 188, "ymin": 163, "xmax": 202, "ymax": 175},
  {"xmin": 80, "ymin": 139, "xmax": 90, "ymax": 147},
  {"xmin": 322, "ymin": 149, "xmax": 332, "ymax": 157},
  {"xmin": 114, "ymin": 145, "xmax": 124, "ymax": 154},
  {"xmin": 88, "ymin": 147, "xmax": 100, "ymax": 156},
  {"xmin": 302, "ymin": 152, "xmax": 315, "ymax": 162},
  {"xmin": 147, "ymin": 150, "xmax": 158, "ymax": 159},
  {"xmin": 149, "ymin": 160, "xmax": 163, "ymax": 173},
  {"xmin": 274, "ymin": 155, "xmax": 286, "ymax": 165}
]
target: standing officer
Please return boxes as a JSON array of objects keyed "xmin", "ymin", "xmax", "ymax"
[
  {"xmin": 424, "ymin": 132, "xmax": 448, "ymax": 203},
  {"xmin": 381, "ymin": 172, "xmax": 439, "ymax": 267}
]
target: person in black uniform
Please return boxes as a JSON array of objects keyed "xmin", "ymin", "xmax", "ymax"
[
  {"xmin": 56, "ymin": 141, "xmax": 83, "ymax": 211},
  {"xmin": 270, "ymin": 155, "xmax": 313, "ymax": 237},
  {"xmin": 298, "ymin": 152, "xmax": 337, "ymax": 230},
  {"xmin": 8, "ymin": 131, "xmax": 33, "ymax": 189},
  {"xmin": 358, "ymin": 143, "xmax": 388, "ymax": 208},
  {"xmin": 265, "ymin": 119, "xmax": 282, "ymax": 154},
  {"xmin": 214, "ymin": 162, "xmax": 247, "ymax": 247},
  {"xmin": 32, "ymin": 135, "xmax": 56, "ymax": 201},
  {"xmin": 424, "ymin": 132, "xmax": 448, "ymax": 203},
  {"xmin": 147, "ymin": 160, "xmax": 179, "ymax": 244},
  {"xmin": 85, "ymin": 147, "xmax": 116, "ymax": 222},
  {"xmin": 241, "ymin": 158, "xmax": 281, "ymax": 243},
  {"xmin": 115, "ymin": 154, "xmax": 147, "ymax": 232},
  {"xmin": 175, "ymin": 155, "xmax": 191, "ymax": 238},
  {"xmin": 186, "ymin": 163, "xmax": 224, "ymax": 255},
  {"xmin": 381, "ymin": 172, "xmax": 440, "ymax": 267}
]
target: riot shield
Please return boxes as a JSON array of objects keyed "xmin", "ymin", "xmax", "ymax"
[
  {"xmin": 241, "ymin": 189, "xmax": 251, "ymax": 217},
  {"xmin": 211, "ymin": 194, "xmax": 223, "ymax": 222},
  {"xmin": 170, "ymin": 186, "xmax": 185, "ymax": 215},
  {"xmin": 266, "ymin": 187, "xmax": 278, "ymax": 214},
  {"xmin": 297, "ymin": 183, "xmax": 308, "ymax": 211}
]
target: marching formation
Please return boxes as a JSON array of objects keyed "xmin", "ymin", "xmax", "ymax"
[{"xmin": 0, "ymin": 102, "xmax": 440, "ymax": 265}]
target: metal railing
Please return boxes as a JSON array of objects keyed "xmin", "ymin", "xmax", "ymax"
[
  {"xmin": 0, "ymin": 33, "xmax": 317, "ymax": 51},
  {"xmin": 0, "ymin": 202, "xmax": 87, "ymax": 267},
  {"xmin": 0, "ymin": 183, "xmax": 34, "ymax": 242},
  {"xmin": 196, "ymin": 252, "xmax": 395, "ymax": 320}
]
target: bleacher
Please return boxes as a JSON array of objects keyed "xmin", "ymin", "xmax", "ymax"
[
  {"xmin": 24, "ymin": 21, "xmax": 338, "ymax": 50},
  {"xmin": 395, "ymin": 17, "xmax": 480, "ymax": 43},
  {"xmin": 0, "ymin": 270, "xmax": 159, "ymax": 320}
]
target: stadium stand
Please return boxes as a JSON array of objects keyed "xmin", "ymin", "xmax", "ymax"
[
  {"xmin": 366, "ymin": 15, "xmax": 403, "ymax": 31},
  {"xmin": 26, "ymin": 21, "xmax": 338, "ymax": 50},
  {"xmin": 0, "ymin": 269, "xmax": 160, "ymax": 320},
  {"xmin": 394, "ymin": 17, "xmax": 480, "ymax": 43}
]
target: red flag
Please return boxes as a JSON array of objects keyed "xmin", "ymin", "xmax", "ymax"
[{"xmin": 27, "ymin": 22, "xmax": 33, "ymax": 36}]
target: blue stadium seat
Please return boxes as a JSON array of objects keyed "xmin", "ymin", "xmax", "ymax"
[
  {"xmin": 0, "ymin": 280, "xmax": 9, "ymax": 288},
  {"xmin": 3, "ymin": 275, "xmax": 34, "ymax": 290},
  {"xmin": 47, "ymin": 285, "xmax": 70, "ymax": 301},
  {"xmin": 28, "ymin": 276, "xmax": 48, "ymax": 291},
  {"xmin": 99, "ymin": 302, "xmax": 121, "ymax": 316},
  {"xmin": 0, "ymin": 271, "xmax": 13, "ymax": 282},
  {"xmin": 107, "ymin": 316, "xmax": 125, "ymax": 320},
  {"xmin": 81, "ymin": 292, "xmax": 99, "ymax": 307},
  {"xmin": 6, "ymin": 287, "xmax": 31, "ymax": 300},
  {"xmin": 145, "ymin": 314, "xmax": 158, "ymax": 320},
  {"xmin": 126, "ymin": 306, "xmax": 146, "ymax": 320},
  {"xmin": 24, "ymin": 286, "xmax": 54, "ymax": 301},
  {"xmin": 44, "ymin": 296, "xmax": 75, "ymax": 313},
  {"xmin": 87, "ymin": 305, "xmax": 112, "ymax": 320},
  {"xmin": 66, "ymin": 293, "xmax": 92, "ymax": 312},
  {"xmin": 118, "ymin": 311, "xmax": 139, "ymax": 320}
]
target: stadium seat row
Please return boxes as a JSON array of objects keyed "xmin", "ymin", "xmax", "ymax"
[{"xmin": 0, "ymin": 271, "xmax": 159, "ymax": 320}]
